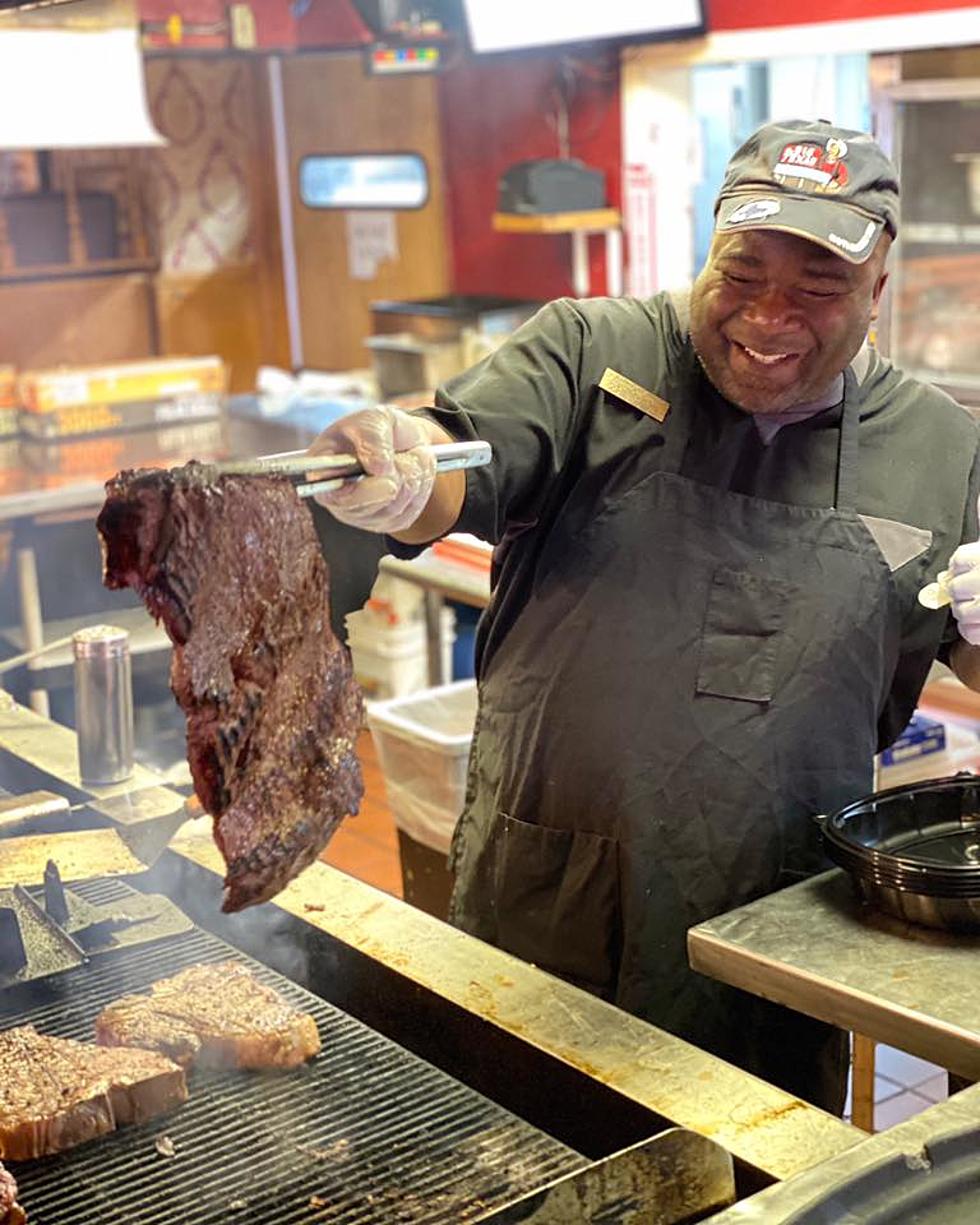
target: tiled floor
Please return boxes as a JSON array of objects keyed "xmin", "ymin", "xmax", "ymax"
[
  {"xmin": 319, "ymin": 729, "xmax": 403, "ymax": 899},
  {"xmin": 332, "ymin": 730, "xmax": 953, "ymax": 1135},
  {"xmin": 862, "ymin": 1043, "xmax": 949, "ymax": 1130}
]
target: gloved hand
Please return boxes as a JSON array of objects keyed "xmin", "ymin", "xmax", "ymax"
[
  {"xmin": 948, "ymin": 541, "xmax": 980, "ymax": 645},
  {"xmin": 306, "ymin": 404, "xmax": 437, "ymax": 534}
]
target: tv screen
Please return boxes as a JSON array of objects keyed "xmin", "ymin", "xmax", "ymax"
[{"xmin": 462, "ymin": 0, "xmax": 704, "ymax": 55}]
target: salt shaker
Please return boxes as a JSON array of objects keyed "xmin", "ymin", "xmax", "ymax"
[{"xmin": 73, "ymin": 625, "xmax": 134, "ymax": 784}]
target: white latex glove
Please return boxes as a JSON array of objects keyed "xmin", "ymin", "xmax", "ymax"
[
  {"xmin": 948, "ymin": 540, "xmax": 980, "ymax": 646},
  {"xmin": 306, "ymin": 404, "xmax": 437, "ymax": 534}
]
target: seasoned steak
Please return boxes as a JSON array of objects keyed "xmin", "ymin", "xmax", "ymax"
[
  {"xmin": 95, "ymin": 961, "xmax": 321, "ymax": 1070},
  {"xmin": 0, "ymin": 1161, "xmax": 25, "ymax": 1225},
  {"xmin": 0, "ymin": 1025, "xmax": 187, "ymax": 1161},
  {"xmin": 97, "ymin": 464, "xmax": 364, "ymax": 911}
]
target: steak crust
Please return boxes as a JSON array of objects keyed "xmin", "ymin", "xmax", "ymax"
[
  {"xmin": 0, "ymin": 1161, "xmax": 25, "ymax": 1225},
  {"xmin": 95, "ymin": 961, "xmax": 321, "ymax": 1070},
  {"xmin": 0, "ymin": 1025, "xmax": 187, "ymax": 1161},
  {"xmin": 97, "ymin": 464, "xmax": 364, "ymax": 911}
]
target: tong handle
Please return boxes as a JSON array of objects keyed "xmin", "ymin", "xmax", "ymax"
[{"xmin": 297, "ymin": 440, "xmax": 491, "ymax": 498}]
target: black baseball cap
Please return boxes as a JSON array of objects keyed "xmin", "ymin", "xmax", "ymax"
[{"xmin": 714, "ymin": 118, "xmax": 899, "ymax": 264}]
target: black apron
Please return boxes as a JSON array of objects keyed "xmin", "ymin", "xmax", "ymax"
[{"xmin": 448, "ymin": 344, "xmax": 902, "ymax": 1114}]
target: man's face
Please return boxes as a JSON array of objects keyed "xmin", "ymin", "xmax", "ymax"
[{"xmin": 689, "ymin": 228, "xmax": 889, "ymax": 414}]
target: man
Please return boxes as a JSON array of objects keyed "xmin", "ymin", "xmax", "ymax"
[{"xmin": 310, "ymin": 120, "xmax": 980, "ymax": 1113}]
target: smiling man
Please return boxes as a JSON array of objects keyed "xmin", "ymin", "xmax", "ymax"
[{"xmin": 308, "ymin": 120, "xmax": 980, "ymax": 1114}]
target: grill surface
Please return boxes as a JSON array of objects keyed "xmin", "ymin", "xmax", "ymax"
[{"xmin": 1, "ymin": 880, "xmax": 584, "ymax": 1224}]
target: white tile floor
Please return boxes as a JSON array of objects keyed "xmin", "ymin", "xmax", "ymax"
[{"xmin": 845, "ymin": 1042, "xmax": 949, "ymax": 1132}]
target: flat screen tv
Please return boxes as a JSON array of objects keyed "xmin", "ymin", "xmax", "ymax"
[{"xmin": 461, "ymin": 0, "xmax": 705, "ymax": 56}]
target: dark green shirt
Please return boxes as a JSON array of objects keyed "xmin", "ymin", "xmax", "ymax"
[{"xmin": 392, "ymin": 293, "xmax": 980, "ymax": 748}]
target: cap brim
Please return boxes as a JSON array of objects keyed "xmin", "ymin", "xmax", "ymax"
[{"xmin": 715, "ymin": 193, "xmax": 885, "ymax": 265}]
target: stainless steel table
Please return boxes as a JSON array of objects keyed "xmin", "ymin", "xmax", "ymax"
[{"xmin": 688, "ymin": 869, "xmax": 980, "ymax": 1081}]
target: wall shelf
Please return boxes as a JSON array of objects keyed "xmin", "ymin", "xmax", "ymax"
[{"xmin": 492, "ymin": 209, "xmax": 623, "ymax": 297}]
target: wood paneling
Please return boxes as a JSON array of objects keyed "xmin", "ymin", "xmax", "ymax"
[
  {"xmin": 147, "ymin": 58, "xmax": 290, "ymax": 392},
  {"xmin": 155, "ymin": 265, "xmax": 266, "ymax": 393},
  {"xmin": 901, "ymin": 46, "xmax": 980, "ymax": 79},
  {"xmin": 283, "ymin": 54, "xmax": 451, "ymax": 371},
  {"xmin": 0, "ymin": 273, "xmax": 155, "ymax": 369}
]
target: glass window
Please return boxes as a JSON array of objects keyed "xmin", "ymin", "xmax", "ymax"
[
  {"xmin": 299, "ymin": 154, "xmax": 429, "ymax": 210},
  {"xmin": 880, "ymin": 89, "xmax": 980, "ymax": 402}
]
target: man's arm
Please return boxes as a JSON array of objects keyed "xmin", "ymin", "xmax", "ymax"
[{"xmin": 948, "ymin": 639, "xmax": 980, "ymax": 693}]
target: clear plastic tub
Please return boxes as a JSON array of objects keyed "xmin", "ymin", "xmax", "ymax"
[{"xmin": 366, "ymin": 679, "xmax": 477, "ymax": 854}]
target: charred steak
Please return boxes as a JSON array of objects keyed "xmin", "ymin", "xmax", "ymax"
[
  {"xmin": 95, "ymin": 961, "xmax": 321, "ymax": 1070},
  {"xmin": 97, "ymin": 464, "xmax": 364, "ymax": 911},
  {"xmin": 0, "ymin": 1161, "xmax": 25, "ymax": 1225},
  {"xmin": 0, "ymin": 1025, "xmax": 187, "ymax": 1161}
]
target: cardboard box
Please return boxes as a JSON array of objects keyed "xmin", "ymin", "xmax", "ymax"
[
  {"xmin": 18, "ymin": 356, "xmax": 227, "ymax": 413},
  {"xmin": 18, "ymin": 392, "xmax": 223, "ymax": 440}
]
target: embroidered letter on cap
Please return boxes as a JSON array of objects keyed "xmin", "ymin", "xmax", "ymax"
[{"xmin": 599, "ymin": 368, "xmax": 669, "ymax": 421}]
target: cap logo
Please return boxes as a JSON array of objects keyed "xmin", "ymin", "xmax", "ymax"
[
  {"xmin": 828, "ymin": 221, "xmax": 876, "ymax": 255},
  {"xmin": 773, "ymin": 138, "xmax": 849, "ymax": 193},
  {"xmin": 727, "ymin": 198, "xmax": 781, "ymax": 225}
]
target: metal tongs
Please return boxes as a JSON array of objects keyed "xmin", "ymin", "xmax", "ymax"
[{"xmin": 212, "ymin": 439, "xmax": 492, "ymax": 500}]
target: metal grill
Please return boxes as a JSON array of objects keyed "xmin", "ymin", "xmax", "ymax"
[{"xmin": 2, "ymin": 880, "xmax": 584, "ymax": 1224}]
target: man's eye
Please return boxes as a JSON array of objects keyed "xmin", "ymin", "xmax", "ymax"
[
  {"xmin": 723, "ymin": 272, "xmax": 756, "ymax": 285},
  {"xmin": 801, "ymin": 288, "xmax": 841, "ymax": 299}
]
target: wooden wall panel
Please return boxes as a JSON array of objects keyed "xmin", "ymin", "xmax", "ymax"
[
  {"xmin": 0, "ymin": 274, "xmax": 155, "ymax": 369},
  {"xmin": 146, "ymin": 57, "xmax": 289, "ymax": 391},
  {"xmin": 283, "ymin": 54, "xmax": 451, "ymax": 371}
]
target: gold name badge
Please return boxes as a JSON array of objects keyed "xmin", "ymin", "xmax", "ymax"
[{"xmin": 598, "ymin": 368, "xmax": 669, "ymax": 422}]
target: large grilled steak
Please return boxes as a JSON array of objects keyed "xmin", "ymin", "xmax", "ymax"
[
  {"xmin": 97, "ymin": 464, "xmax": 364, "ymax": 911},
  {"xmin": 0, "ymin": 1161, "xmax": 25, "ymax": 1225},
  {"xmin": 95, "ymin": 961, "xmax": 321, "ymax": 1070},
  {"xmin": 0, "ymin": 1025, "xmax": 187, "ymax": 1161}
]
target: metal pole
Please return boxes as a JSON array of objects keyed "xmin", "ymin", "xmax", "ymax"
[{"xmin": 267, "ymin": 55, "xmax": 304, "ymax": 370}]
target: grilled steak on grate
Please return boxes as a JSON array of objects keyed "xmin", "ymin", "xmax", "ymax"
[
  {"xmin": 0, "ymin": 1161, "xmax": 25, "ymax": 1225},
  {"xmin": 97, "ymin": 464, "xmax": 364, "ymax": 911},
  {"xmin": 95, "ymin": 961, "xmax": 321, "ymax": 1070},
  {"xmin": 0, "ymin": 1025, "xmax": 187, "ymax": 1161}
]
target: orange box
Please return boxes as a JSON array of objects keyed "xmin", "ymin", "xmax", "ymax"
[
  {"xmin": 18, "ymin": 356, "xmax": 227, "ymax": 413},
  {"xmin": 0, "ymin": 366, "xmax": 16, "ymax": 409}
]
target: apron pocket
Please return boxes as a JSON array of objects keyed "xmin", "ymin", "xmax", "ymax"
[
  {"xmin": 494, "ymin": 813, "xmax": 621, "ymax": 998},
  {"xmin": 696, "ymin": 567, "xmax": 793, "ymax": 704}
]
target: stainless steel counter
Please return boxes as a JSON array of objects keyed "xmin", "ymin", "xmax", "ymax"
[
  {"xmin": 689, "ymin": 870, "xmax": 980, "ymax": 1079},
  {"xmin": 0, "ymin": 399, "xmax": 326, "ymax": 522},
  {"xmin": 0, "ymin": 692, "xmax": 861, "ymax": 1185}
]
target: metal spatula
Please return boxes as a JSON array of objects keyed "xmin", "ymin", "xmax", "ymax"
[{"xmin": 212, "ymin": 439, "xmax": 492, "ymax": 499}]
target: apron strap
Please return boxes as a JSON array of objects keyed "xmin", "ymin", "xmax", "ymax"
[{"xmin": 835, "ymin": 365, "xmax": 861, "ymax": 512}]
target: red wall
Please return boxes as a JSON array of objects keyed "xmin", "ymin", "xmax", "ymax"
[
  {"xmin": 437, "ymin": 52, "xmax": 622, "ymax": 301},
  {"xmin": 139, "ymin": 0, "xmax": 373, "ymax": 50},
  {"xmin": 710, "ymin": 0, "xmax": 980, "ymax": 29}
]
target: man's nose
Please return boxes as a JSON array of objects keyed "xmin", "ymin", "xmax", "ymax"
[{"xmin": 742, "ymin": 286, "xmax": 802, "ymax": 329}]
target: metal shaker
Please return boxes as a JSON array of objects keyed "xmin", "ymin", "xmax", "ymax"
[{"xmin": 73, "ymin": 625, "xmax": 134, "ymax": 784}]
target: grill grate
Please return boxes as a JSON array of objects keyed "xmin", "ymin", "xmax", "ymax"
[{"xmin": 1, "ymin": 880, "xmax": 584, "ymax": 1224}]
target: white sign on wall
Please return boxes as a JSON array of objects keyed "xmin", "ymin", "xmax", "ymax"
[{"xmin": 346, "ymin": 211, "xmax": 399, "ymax": 281}]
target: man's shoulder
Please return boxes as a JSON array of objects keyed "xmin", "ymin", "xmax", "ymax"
[
  {"xmin": 863, "ymin": 353, "xmax": 979, "ymax": 445},
  {"xmin": 550, "ymin": 291, "xmax": 681, "ymax": 332}
]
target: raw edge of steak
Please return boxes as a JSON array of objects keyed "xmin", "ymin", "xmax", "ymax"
[
  {"xmin": 0, "ymin": 1160, "xmax": 25, "ymax": 1225},
  {"xmin": 96, "ymin": 463, "xmax": 364, "ymax": 911}
]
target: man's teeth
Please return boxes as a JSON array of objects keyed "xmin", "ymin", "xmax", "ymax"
[{"xmin": 742, "ymin": 344, "xmax": 792, "ymax": 365}]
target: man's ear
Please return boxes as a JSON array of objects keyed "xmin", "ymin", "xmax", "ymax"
[{"xmin": 871, "ymin": 270, "xmax": 889, "ymax": 320}]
